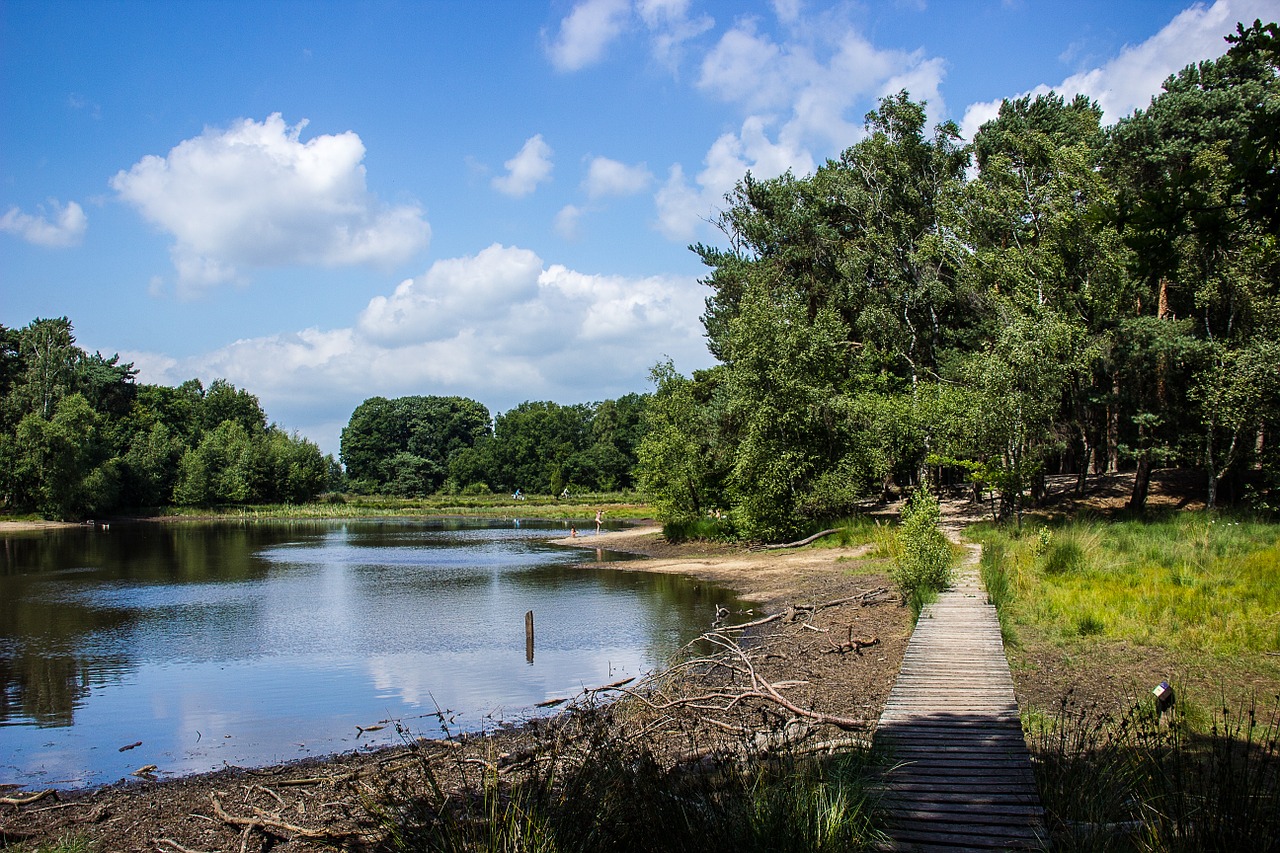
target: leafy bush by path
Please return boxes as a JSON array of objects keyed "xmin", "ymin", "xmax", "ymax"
[{"xmin": 890, "ymin": 490, "xmax": 953, "ymax": 615}]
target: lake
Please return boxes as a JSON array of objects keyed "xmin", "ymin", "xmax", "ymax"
[{"xmin": 0, "ymin": 519, "xmax": 741, "ymax": 789}]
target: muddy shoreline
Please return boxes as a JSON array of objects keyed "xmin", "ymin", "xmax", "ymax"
[{"xmin": 1, "ymin": 524, "xmax": 911, "ymax": 851}]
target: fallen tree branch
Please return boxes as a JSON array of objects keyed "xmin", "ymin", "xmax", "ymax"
[
  {"xmin": 210, "ymin": 793, "xmax": 337, "ymax": 841},
  {"xmin": 752, "ymin": 528, "xmax": 841, "ymax": 551},
  {"xmin": 0, "ymin": 789, "xmax": 54, "ymax": 806}
]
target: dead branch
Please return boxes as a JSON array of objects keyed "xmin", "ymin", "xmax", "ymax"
[
  {"xmin": 247, "ymin": 784, "xmax": 285, "ymax": 809},
  {"xmin": 825, "ymin": 626, "xmax": 880, "ymax": 655},
  {"xmin": 210, "ymin": 793, "xmax": 337, "ymax": 841},
  {"xmin": 156, "ymin": 839, "xmax": 213, "ymax": 853},
  {"xmin": 0, "ymin": 789, "xmax": 54, "ymax": 806},
  {"xmin": 752, "ymin": 528, "xmax": 841, "ymax": 550}
]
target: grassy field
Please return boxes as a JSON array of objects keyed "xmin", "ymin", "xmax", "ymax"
[
  {"xmin": 973, "ymin": 512, "xmax": 1280, "ymax": 677},
  {"xmin": 148, "ymin": 490, "xmax": 657, "ymax": 522},
  {"xmin": 972, "ymin": 511, "xmax": 1280, "ymax": 851}
]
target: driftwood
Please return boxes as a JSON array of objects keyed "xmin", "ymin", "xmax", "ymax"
[
  {"xmin": 209, "ymin": 793, "xmax": 340, "ymax": 842},
  {"xmin": 751, "ymin": 528, "xmax": 841, "ymax": 551},
  {"xmin": 0, "ymin": 789, "xmax": 54, "ymax": 806}
]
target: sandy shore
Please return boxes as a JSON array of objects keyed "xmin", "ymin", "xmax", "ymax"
[
  {"xmin": 551, "ymin": 525, "xmax": 881, "ymax": 605},
  {"xmin": 0, "ymin": 519, "xmax": 82, "ymax": 531}
]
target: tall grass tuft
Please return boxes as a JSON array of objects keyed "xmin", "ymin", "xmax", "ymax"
[{"xmin": 1028, "ymin": 690, "xmax": 1280, "ymax": 852}]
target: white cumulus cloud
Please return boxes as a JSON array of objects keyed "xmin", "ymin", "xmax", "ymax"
[
  {"xmin": 547, "ymin": 0, "xmax": 714, "ymax": 74},
  {"xmin": 584, "ymin": 156, "xmax": 654, "ymax": 198},
  {"xmin": 545, "ymin": 0, "xmax": 631, "ymax": 71},
  {"xmin": 491, "ymin": 134, "xmax": 555, "ymax": 197},
  {"xmin": 656, "ymin": 5, "xmax": 946, "ymax": 242},
  {"xmin": 0, "ymin": 199, "xmax": 87, "ymax": 247},
  {"xmin": 959, "ymin": 0, "xmax": 1273, "ymax": 140},
  {"xmin": 110, "ymin": 113, "xmax": 430, "ymax": 291},
  {"xmin": 131, "ymin": 244, "xmax": 713, "ymax": 454}
]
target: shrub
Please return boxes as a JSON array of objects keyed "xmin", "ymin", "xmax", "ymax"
[{"xmin": 891, "ymin": 490, "xmax": 953, "ymax": 613}]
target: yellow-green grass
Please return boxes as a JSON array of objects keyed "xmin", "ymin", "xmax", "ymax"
[
  {"xmin": 973, "ymin": 512, "xmax": 1280, "ymax": 664},
  {"xmin": 149, "ymin": 491, "xmax": 656, "ymax": 522}
]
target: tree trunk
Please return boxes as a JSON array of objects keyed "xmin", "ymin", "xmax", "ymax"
[
  {"xmin": 1107, "ymin": 372, "xmax": 1121, "ymax": 473},
  {"xmin": 1128, "ymin": 453, "xmax": 1152, "ymax": 512}
]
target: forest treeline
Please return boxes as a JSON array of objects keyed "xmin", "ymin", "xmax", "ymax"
[
  {"xmin": 5, "ymin": 23, "xmax": 1274, "ymax": 534},
  {"xmin": 635, "ymin": 22, "xmax": 1279, "ymax": 540},
  {"xmin": 0, "ymin": 317, "xmax": 338, "ymax": 518},
  {"xmin": 339, "ymin": 393, "xmax": 648, "ymax": 497}
]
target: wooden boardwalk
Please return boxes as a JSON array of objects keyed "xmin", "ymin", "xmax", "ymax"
[{"xmin": 875, "ymin": 554, "xmax": 1047, "ymax": 851}]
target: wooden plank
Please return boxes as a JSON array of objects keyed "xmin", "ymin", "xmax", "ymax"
[{"xmin": 873, "ymin": 558, "xmax": 1047, "ymax": 852}]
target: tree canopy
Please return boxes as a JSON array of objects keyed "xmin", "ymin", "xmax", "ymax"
[
  {"xmin": 639, "ymin": 21, "xmax": 1280, "ymax": 539},
  {"xmin": 0, "ymin": 317, "xmax": 334, "ymax": 518}
]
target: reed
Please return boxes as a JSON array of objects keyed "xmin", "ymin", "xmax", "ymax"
[{"xmin": 1027, "ymin": 690, "xmax": 1280, "ymax": 852}]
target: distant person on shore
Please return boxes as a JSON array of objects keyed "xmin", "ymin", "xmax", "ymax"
[
  {"xmin": 595, "ymin": 509, "xmax": 604, "ymax": 534},
  {"xmin": 570, "ymin": 527, "xmax": 577, "ymax": 538}
]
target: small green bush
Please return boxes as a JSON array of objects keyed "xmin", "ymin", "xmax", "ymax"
[{"xmin": 891, "ymin": 490, "xmax": 953, "ymax": 612}]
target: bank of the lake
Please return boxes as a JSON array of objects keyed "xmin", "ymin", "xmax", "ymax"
[{"xmin": 0, "ymin": 523, "xmax": 912, "ymax": 853}]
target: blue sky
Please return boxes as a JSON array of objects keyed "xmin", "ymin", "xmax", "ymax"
[{"xmin": 3, "ymin": 0, "xmax": 1277, "ymax": 456}]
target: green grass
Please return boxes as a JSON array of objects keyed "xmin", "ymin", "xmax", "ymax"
[
  {"xmin": 971, "ymin": 513, "xmax": 1280, "ymax": 658},
  {"xmin": 973, "ymin": 511, "xmax": 1280, "ymax": 851},
  {"xmin": 146, "ymin": 491, "xmax": 656, "ymax": 522}
]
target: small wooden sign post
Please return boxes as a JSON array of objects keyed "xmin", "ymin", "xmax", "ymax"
[{"xmin": 525, "ymin": 610, "xmax": 535, "ymax": 663}]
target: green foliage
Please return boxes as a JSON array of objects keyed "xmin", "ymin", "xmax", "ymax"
[
  {"xmin": 890, "ymin": 490, "xmax": 953, "ymax": 610},
  {"xmin": 636, "ymin": 361, "xmax": 729, "ymax": 522},
  {"xmin": 341, "ymin": 394, "xmax": 491, "ymax": 496},
  {"xmin": 662, "ymin": 515, "xmax": 735, "ymax": 543},
  {"xmin": 0, "ymin": 317, "xmax": 335, "ymax": 518},
  {"xmin": 637, "ymin": 29, "xmax": 1279, "ymax": 535}
]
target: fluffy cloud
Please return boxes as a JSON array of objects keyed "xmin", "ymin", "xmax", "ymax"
[
  {"xmin": 131, "ymin": 244, "xmax": 712, "ymax": 453},
  {"xmin": 0, "ymin": 199, "xmax": 87, "ymax": 247},
  {"xmin": 959, "ymin": 0, "xmax": 1260, "ymax": 140},
  {"xmin": 544, "ymin": 0, "xmax": 631, "ymax": 72},
  {"xmin": 110, "ymin": 114, "xmax": 430, "ymax": 290},
  {"xmin": 636, "ymin": 0, "xmax": 715, "ymax": 72},
  {"xmin": 655, "ymin": 116, "xmax": 816, "ymax": 240},
  {"xmin": 491, "ymin": 134, "xmax": 555, "ymax": 197},
  {"xmin": 584, "ymin": 156, "xmax": 653, "ymax": 198},
  {"xmin": 546, "ymin": 0, "xmax": 714, "ymax": 73},
  {"xmin": 657, "ymin": 6, "xmax": 946, "ymax": 241}
]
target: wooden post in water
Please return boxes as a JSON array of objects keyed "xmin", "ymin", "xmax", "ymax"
[{"xmin": 525, "ymin": 610, "xmax": 534, "ymax": 663}]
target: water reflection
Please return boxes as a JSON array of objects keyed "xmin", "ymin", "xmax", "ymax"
[{"xmin": 0, "ymin": 520, "xmax": 739, "ymax": 788}]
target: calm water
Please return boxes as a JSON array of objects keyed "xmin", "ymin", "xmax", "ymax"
[{"xmin": 0, "ymin": 519, "xmax": 740, "ymax": 789}]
